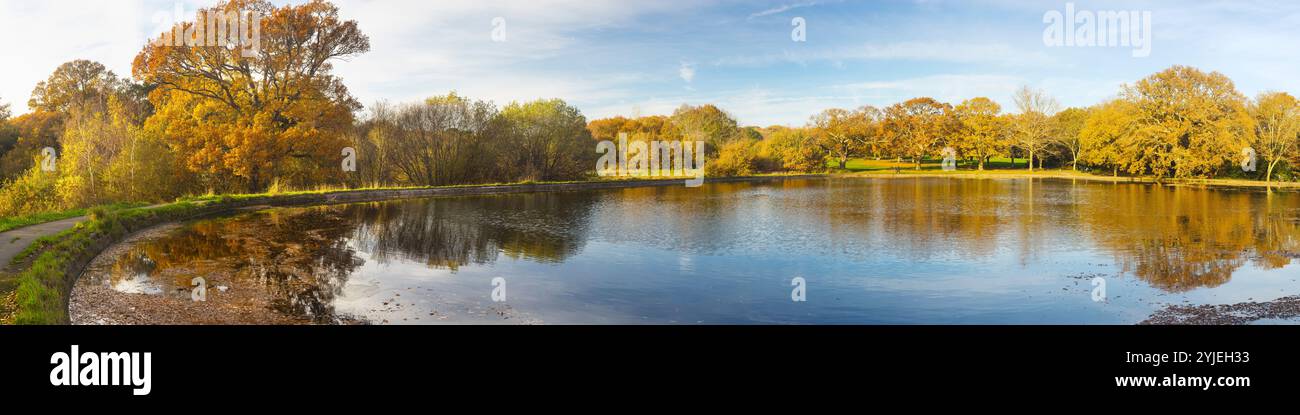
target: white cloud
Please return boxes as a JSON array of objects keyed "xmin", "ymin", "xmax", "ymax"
[
  {"xmin": 0, "ymin": 0, "xmax": 156, "ymax": 111},
  {"xmin": 678, "ymin": 62, "xmax": 696, "ymax": 83}
]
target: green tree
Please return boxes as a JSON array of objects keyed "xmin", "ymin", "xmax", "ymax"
[{"xmin": 496, "ymin": 99, "xmax": 594, "ymax": 182}]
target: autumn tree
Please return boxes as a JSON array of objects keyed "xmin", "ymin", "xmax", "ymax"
[
  {"xmin": 134, "ymin": 0, "xmax": 370, "ymax": 192},
  {"xmin": 1079, "ymin": 99, "xmax": 1136, "ymax": 176},
  {"xmin": 0, "ymin": 111, "xmax": 65, "ymax": 181},
  {"xmin": 29, "ymin": 60, "xmax": 122, "ymax": 115},
  {"xmin": 589, "ymin": 116, "xmax": 675, "ymax": 143},
  {"xmin": 1248, "ymin": 91, "xmax": 1300, "ymax": 184},
  {"xmin": 0, "ymin": 60, "xmax": 145, "ymax": 181},
  {"xmin": 710, "ymin": 138, "xmax": 758, "ymax": 177},
  {"xmin": 952, "ymin": 97, "xmax": 1007, "ymax": 171},
  {"xmin": 1011, "ymin": 86, "xmax": 1059, "ymax": 172},
  {"xmin": 811, "ymin": 106, "xmax": 880, "ymax": 170},
  {"xmin": 883, "ymin": 97, "xmax": 952, "ymax": 170},
  {"xmin": 670, "ymin": 104, "xmax": 739, "ymax": 156},
  {"xmin": 1122, "ymin": 66, "xmax": 1253, "ymax": 179},
  {"xmin": 1052, "ymin": 107, "xmax": 1089, "ymax": 171},
  {"xmin": 764, "ymin": 127, "xmax": 826, "ymax": 172}
]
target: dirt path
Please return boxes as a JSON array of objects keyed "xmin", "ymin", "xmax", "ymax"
[{"xmin": 0, "ymin": 216, "xmax": 86, "ymax": 270}]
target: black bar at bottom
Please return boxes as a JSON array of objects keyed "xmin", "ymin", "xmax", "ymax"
[{"xmin": 0, "ymin": 326, "xmax": 1288, "ymax": 402}]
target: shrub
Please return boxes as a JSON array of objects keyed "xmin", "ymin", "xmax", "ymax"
[{"xmin": 710, "ymin": 139, "xmax": 759, "ymax": 177}]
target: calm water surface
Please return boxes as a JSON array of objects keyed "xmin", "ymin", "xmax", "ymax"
[{"xmin": 75, "ymin": 178, "xmax": 1300, "ymax": 324}]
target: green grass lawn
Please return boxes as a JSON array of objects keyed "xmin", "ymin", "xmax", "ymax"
[
  {"xmin": 0, "ymin": 202, "xmax": 145, "ymax": 234},
  {"xmin": 830, "ymin": 157, "xmax": 1032, "ymax": 172}
]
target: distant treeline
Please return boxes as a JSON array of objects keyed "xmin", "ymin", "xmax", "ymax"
[
  {"xmin": 2, "ymin": 0, "xmax": 1298, "ymax": 218},
  {"xmin": 589, "ymin": 65, "xmax": 1299, "ymax": 185}
]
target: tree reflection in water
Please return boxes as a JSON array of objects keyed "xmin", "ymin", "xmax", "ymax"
[
  {"xmin": 98, "ymin": 192, "xmax": 597, "ymax": 322},
  {"xmin": 88, "ymin": 179, "xmax": 1300, "ymax": 324},
  {"xmin": 1078, "ymin": 184, "xmax": 1300, "ymax": 292},
  {"xmin": 348, "ymin": 192, "xmax": 596, "ymax": 270}
]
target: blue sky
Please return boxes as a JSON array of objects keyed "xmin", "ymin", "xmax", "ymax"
[{"xmin": 4, "ymin": 0, "xmax": 1300, "ymax": 126}]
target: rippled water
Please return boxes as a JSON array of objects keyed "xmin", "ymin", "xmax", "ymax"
[{"xmin": 74, "ymin": 178, "xmax": 1300, "ymax": 324}]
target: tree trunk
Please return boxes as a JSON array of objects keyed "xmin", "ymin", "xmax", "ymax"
[
  {"xmin": 1028, "ymin": 151, "xmax": 1035, "ymax": 172},
  {"xmin": 1267, "ymin": 160, "xmax": 1278, "ymax": 187}
]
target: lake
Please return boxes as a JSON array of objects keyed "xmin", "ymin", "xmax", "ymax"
[{"xmin": 70, "ymin": 177, "xmax": 1300, "ymax": 324}]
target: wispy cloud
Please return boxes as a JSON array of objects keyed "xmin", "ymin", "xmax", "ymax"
[
  {"xmin": 748, "ymin": 1, "xmax": 821, "ymax": 19},
  {"xmin": 6, "ymin": 0, "xmax": 1300, "ymax": 127},
  {"xmin": 714, "ymin": 41, "xmax": 1055, "ymax": 68}
]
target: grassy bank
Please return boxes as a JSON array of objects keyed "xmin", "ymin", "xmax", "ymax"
[
  {"xmin": 0, "ymin": 202, "xmax": 145, "ymax": 234},
  {"xmin": 834, "ymin": 158, "xmax": 1300, "ymax": 190},
  {"xmin": 5, "ymin": 203, "xmax": 206, "ymax": 324}
]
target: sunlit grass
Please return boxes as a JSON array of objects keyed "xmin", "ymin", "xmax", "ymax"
[
  {"xmin": 0, "ymin": 202, "xmax": 145, "ymax": 234},
  {"xmin": 827, "ymin": 157, "xmax": 1300, "ymax": 188},
  {"xmin": 829, "ymin": 157, "xmax": 1031, "ymax": 172}
]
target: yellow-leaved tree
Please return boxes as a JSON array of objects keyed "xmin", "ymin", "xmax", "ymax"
[
  {"xmin": 1248, "ymin": 91, "xmax": 1300, "ymax": 184},
  {"xmin": 953, "ymin": 97, "xmax": 1007, "ymax": 171},
  {"xmin": 1122, "ymin": 66, "xmax": 1254, "ymax": 179},
  {"xmin": 1080, "ymin": 99, "xmax": 1137, "ymax": 177},
  {"xmin": 133, "ymin": 0, "xmax": 370, "ymax": 192}
]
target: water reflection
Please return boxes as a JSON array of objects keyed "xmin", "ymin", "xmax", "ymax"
[
  {"xmin": 349, "ymin": 193, "xmax": 597, "ymax": 270},
  {"xmin": 77, "ymin": 178, "xmax": 1300, "ymax": 324},
  {"xmin": 87, "ymin": 209, "xmax": 364, "ymax": 322},
  {"xmin": 1078, "ymin": 184, "xmax": 1300, "ymax": 292}
]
